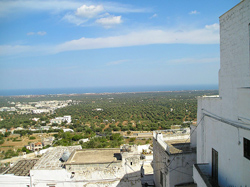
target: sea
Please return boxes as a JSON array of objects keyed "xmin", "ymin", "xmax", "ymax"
[{"xmin": 0, "ymin": 85, "xmax": 218, "ymax": 96}]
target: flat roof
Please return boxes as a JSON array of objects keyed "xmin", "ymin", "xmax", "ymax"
[
  {"xmin": 33, "ymin": 146, "xmax": 81, "ymax": 170},
  {"xmin": 165, "ymin": 139, "xmax": 194, "ymax": 154},
  {"xmin": 65, "ymin": 148, "xmax": 121, "ymax": 164}
]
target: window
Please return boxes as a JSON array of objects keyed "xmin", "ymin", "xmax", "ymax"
[
  {"xmin": 160, "ymin": 171, "xmax": 163, "ymax": 186},
  {"xmin": 244, "ymin": 138, "xmax": 250, "ymax": 160},
  {"xmin": 212, "ymin": 148, "xmax": 218, "ymax": 183}
]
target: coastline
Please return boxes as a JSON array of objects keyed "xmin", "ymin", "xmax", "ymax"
[{"xmin": 0, "ymin": 84, "xmax": 218, "ymax": 97}]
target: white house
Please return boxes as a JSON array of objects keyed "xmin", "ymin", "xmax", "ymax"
[
  {"xmin": 50, "ymin": 115, "xmax": 72, "ymax": 124},
  {"xmin": 63, "ymin": 128, "xmax": 74, "ymax": 133},
  {"xmin": 153, "ymin": 128, "xmax": 196, "ymax": 187},
  {"xmin": 29, "ymin": 142, "xmax": 43, "ymax": 152},
  {"xmin": 78, "ymin": 138, "xmax": 89, "ymax": 143},
  {"xmin": 193, "ymin": 0, "xmax": 250, "ymax": 186},
  {"xmin": 62, "ymin": 115, "xmax": 72, "ymax": 124}
]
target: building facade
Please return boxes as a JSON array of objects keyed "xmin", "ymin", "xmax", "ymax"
[
  {"xmin": 194, "ymin": 0, "xmax": 250, "ymax": 186},
  {"xmin": 153, "ymin": 128, "xmax": 196, "ymax": 187}
]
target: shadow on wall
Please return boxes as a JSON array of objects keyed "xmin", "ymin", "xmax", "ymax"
[{"xmin": 116, "ymin": 171, "xmax": 142, "ymax": 187}]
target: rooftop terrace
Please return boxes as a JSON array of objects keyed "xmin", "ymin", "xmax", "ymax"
[{"xmin": 66, "ymin": 149, "xmax": 121, "ymax": 165}]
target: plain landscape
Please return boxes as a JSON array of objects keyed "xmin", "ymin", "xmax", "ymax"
[{"xmin": 0, "ymin": 90, "xmax": 218, "ymax": 159}]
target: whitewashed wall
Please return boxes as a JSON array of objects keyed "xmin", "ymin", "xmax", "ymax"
[
  {"xmin": 196, "ymin": 0, "xmax": 250, "ymax": 186},
  {"xmin": 0, "ymin": 175, "xmax": 30, "ymax": 187}
]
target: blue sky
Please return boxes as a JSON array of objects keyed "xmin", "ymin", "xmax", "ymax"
[{"xmin": 0, "ymin": 0, "xmax": 239, "ymax": 90}]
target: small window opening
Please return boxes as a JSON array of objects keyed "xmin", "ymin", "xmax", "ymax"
[
  {"xmin": 130, "ymin": 162, "xmax": 132, "ymax": 165},
  {"xmin": 244, "ymin": 138, "xmax": 250, "ymax": 160},
  {"xmin": 160, "ymin": 171, "xmax": 163, "ymax": 186}
]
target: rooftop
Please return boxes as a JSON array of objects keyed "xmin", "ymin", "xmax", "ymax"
[
  {"xmin": 0, "ymin": 166, "xmax": 9, "ymax": 174},
  {"xmin": 4, "ymin": 159, "xmax": 38, "ymax": 176},
  {"xmin": 33, "ymin": 146, "xmax": 81, "ymax": 170},
  {"xmin": 165, "ymin": 139, "xmax": 194, "ymax": 154},
  {"xmin": 65, "ymin": 148, "xmax": 121, "ymax": 165},
  {"xmin": 153, "ymin": 129, "xmax": 195, "ymax": 155}
]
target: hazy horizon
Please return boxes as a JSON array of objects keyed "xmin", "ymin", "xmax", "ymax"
[
  {"xmin": 0, "ymin": 84, "xmax": 218, "ymax": 96},
  {"xmin": 0, "ymin": 0, "xmax": 239, "ymax": 90}
]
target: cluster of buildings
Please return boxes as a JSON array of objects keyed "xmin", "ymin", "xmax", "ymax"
[
  {"xmin": 0, "ymin": 115, "xmax": 72, "ymax": 135},
  {"xmin": 0, "ymin": 100, "xmax": 74, "ymax": 115},
  {"xmin": 0, "ymin": 107, "xmax": 16, "ymax": 112},
  {"xmin": 0, "ymin": 145, "xmax": 144, "ymax": 187},
  {"xmin": 0, "ymin": 0, "xmax": 249, "ymax": 186}
]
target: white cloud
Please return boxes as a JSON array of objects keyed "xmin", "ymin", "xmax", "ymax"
[
  {"xmin": 100, "ymin": 2, "xmax": 150, "ymax": 13},
  {"xmin": 106, "ymin": 59, "xmax": 128, "ymax": 66},
  {"xmin": 0, "ymin": 1, "xmax": 149, "ymax": 28},
  {"xmin": 150, "ymin": 14, "xmax": 157, "ymax": 19},
  {"xmin": 168, "ymin": 57, "xmax": 220, "ymax": 64},
  {"xmin": 55, "ymin": 24, "xmax": 219, "ymax": 53},
  {"xmin": 27, "ymin": 31, "xmax": 46, "ymax": 36},
  {"xmin": 62, "ymin": 13, "xmax": 87, "ymax": 26},
  {"xmin": 0, "ymin": 45, "xmax": 32, "ymax": 56},
  {"xmin": 75, "ymin": 5, "xmax": 104, "ymax": 18},
  {"xmin": 27, "ymin": 32, "xmax": 35, "ymax": 36},
  {"xmin": 37, "ymin": 31, "xmax": 46, "ymax": 36},
  {"xmin": 189, "ymin": 10, "xmax": 200, "ymax": 15},
  {"xmin": 0, "ymin": 0, "xmax": 82, "ymax": 17},
  {"xmin": 1, "ymin": 24, "xmax": 220, "ymax": 56},
  {"xmin": 96, "ymin": 15, "xmax": 122, "ymax": 28},
  {"xmin": 205, "ymin": 23, "xmax": 219, "ymax": 31},
  {"xmin": 0, "ymin": 1, "xmax": 149, "ymax": 18},
  {"xmin": 63, "ymin": 5, "xmax": 105, "ymax": 26}
]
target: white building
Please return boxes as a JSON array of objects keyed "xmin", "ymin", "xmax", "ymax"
[
  {"xmin": 0, "ymin": 107, "xmax": 16, "ymax": 112},
  {"xmin": 32, "ymin": 118, "xmax": 40, "ymax": 122},
  {"xmin": 32, "ymin": 109, "xmax": 50, "ymax": 114},
  {"xmin": 51, "ymin": 115, "xmax": 72, "ymax": 124},
  {"xmin": 153, "ymin": 128, "xmax": 196, "ymax": 187},
  {"xmin": 41, "ymin": 126, "xmax": 50, "ymax": 131},
  {"xmin": 42, "ymin": 136, "xmax": 55, "ymax": 146},
  {"xmin": 30, "ymin": 145, "xmax": 141, "ymax": 187},
  {"xmin": 0, "ymin": 128, "xmax": 7, "ymax": 134},
  {"xmin": 78, "ymin": 138, "xmax": 89, "ymax": 143},
  {"xmin": 29, "ymin": 142, "xmax": 43, "ymax": 152},
  {"xmin": 193, "ymin": 0, "xmax": 250, "ymax": 186},
  {"xmin": 62, "ymin": 115, "xmax": 71, "ymax": 123},
  {"xmin": 63, "ymin": 128, "xmax": 74, "ymax": 133}
]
